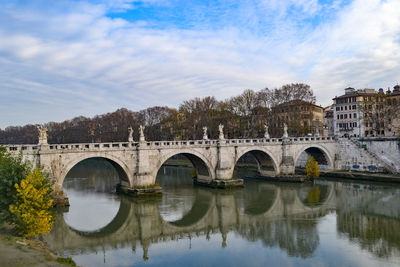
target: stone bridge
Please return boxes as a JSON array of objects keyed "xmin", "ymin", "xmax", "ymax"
[
  {"xmin": 5, "ymin": 134, "xmax": 339, "ymax": 191},
  {"xmin": 44, "ymin": 181, "xmax": 337, "ymax": 259}
]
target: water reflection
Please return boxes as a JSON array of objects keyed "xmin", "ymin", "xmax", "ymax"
[
  {"xmin": 156, "ymin": 166, "xmax": 196, "ymax": 222},
  {"xmin": 62, "ymin": 159, "xmax": 120, "ymax": 232},
  {"xmin": 46, "ymin": 163, "xmax": 400, "ymax": 267}
]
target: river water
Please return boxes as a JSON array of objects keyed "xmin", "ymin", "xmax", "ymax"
[{"xmin": 45, "ymin": 159, "xmax": 400, "ymax": 267}]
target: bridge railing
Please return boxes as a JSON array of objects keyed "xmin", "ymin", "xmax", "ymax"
[
  {"xmin": 4, "ymin": 144, "xmax": 39, "ymax": 152},
  {"xmin": 142, "ymin": 136, "xmax": 335, "ymax": 148},
  {"xmin": 47, "ymin": 142, "xmax": 131, "ymax": 150},
  {"xmin": 3, "ymin": 136, "xmax": 336, "ymax": 152},
  {"xmin": 143, "ymin": 140, "xmax": 219, "ymax": 148}
]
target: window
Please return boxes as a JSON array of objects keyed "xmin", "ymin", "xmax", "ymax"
[
  {"xmin": 352, "ymin": 105, "xmax": 356, "ymax": 109},
  {"xmin": 349, "ymin": 114, "xmax": 352, "ymax": 119},
  {"xmin": 345, "ymin": 106, "xmax": 347, "ymax": 110},
  {"xmin": 349, "ymin": 98, "xmax": 352, "ymax": 103},
  {"xmin": 349, "ymin": 105, "xmax": 352, "ymax": 110},
  {"xmin": 365, "ymin": 131, "xmax": 369, "ymax": 136},
  {"xmin": 341, "ymin": 106, "xmax": 343, "ymax": 111},
  {"xmin": 365, "ymin": 122, "xmax": 368, "ymax": 127},
  {"xmin": 344, "ymin": 114, "xmax": 347, "ymax": 119},
  {"xmin": 340, "ymin": 114, "xmax": 343, "ymax": 119},
  {"xmin": 353, "ymin": 122, "xmax": 357, "ymax": 127},
  {"xmin": 336, "ymin": 107, "xmax": 339, "ymax": 111},
  {"xmin": 354, "ymin": 113, "xmax": 357, "ymax": 118},
  {"xmin": 337, "ymin": 115, "xmax": 339, "ymax": 119}
]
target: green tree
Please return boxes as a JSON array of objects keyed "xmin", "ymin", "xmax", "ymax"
[
  {"xmin": 0, "ymin": 146, "xmax": 31, "ymax": 223},
  {"xmin": 9, "ymin": 168, "xmax": 54, "ymax": 237},
  {"xmin": 305, "ymin": 156, "xmax": 320, "ymax": 178}
]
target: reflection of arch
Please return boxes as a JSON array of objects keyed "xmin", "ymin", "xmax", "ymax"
[
  {"xmin": 242, "ymin": 182, "xmax": 279, "ymax": 215},
  {"xmin": 68, "ymin": 197, "xmax": 131, "ymax": 238},
  {"xmin": 235, "ymin": 148, "xmax": 279, "ymax": 176},
  {"xmin": 154, "ymin": 150, "xmax": 214, "ymax": 183},
  {"xmin": 295, "ymin": 145, "xmax": 333, "ymax": 168},
  {"xmin": 166, "ymin": 189, "xmax": 212, "ymax": 227},
  {"xmin": 297, "ymin": 183, "xmax": 331, "ymax": 207},
  {"xmin": 61, "ymin": 155, "xmax": 131, "ymax": 187}
]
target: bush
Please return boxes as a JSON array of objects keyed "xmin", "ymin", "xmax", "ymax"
[
  {"xmin": 0, "ymin": 147, "xmax": 31, "ymax": 223},
  {"xmin": 305, "ymin": 156, "xmax": 320, "ymax": 178},
  {"xmin": 9, "ymin": 168, "xmax": 55, "ymax": 237}
]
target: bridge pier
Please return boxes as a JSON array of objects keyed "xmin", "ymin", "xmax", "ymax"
[
  {"xmin": 279, "ymin": 139, "xmax": 295, "ymax": 175},
  {"xmin": 195, "ymin": 142, "xmax": 243, "ymax": 188}
]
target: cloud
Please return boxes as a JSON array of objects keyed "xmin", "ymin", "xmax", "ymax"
[{"xmin": 0, "ymin": 0, "xmax": 399, "ymax": 128}]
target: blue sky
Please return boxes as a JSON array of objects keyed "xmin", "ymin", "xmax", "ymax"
[{"xmin": 0, "ymin": 0, "xmax": 399, "ymax": 129}]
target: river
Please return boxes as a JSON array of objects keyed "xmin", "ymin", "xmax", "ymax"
[{"xmin": 44, "ymin": 159, "xmax": 400, "ymax": 267}]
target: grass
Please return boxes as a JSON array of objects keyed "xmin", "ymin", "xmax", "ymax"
[
  {"xmin": 0, "ymin": 223, "xmax": 72, "ymax": 266},
  {"xmin": 57, "ymin": 257, "xmax": 77, "ymax": 266}
]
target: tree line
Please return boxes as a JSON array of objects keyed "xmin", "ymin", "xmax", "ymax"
[{"xmin": 0, "ymin": 83, "xmax": 316, "ymax": 144}]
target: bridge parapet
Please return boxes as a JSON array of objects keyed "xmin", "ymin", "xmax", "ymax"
[
  {"xmin": 5, "ymin": 144, "xmax": 39, "ymax": 152},
  {"xmin": 3, "ymin": 136, "xmax": 336, "ymax": 153},
  {"xmin": 141, "ymin": 139, "xmax": 218, "ymax": 148}
]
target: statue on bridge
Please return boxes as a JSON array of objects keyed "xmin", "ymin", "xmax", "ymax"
[
  {"xmin": 218, "ymin": 124, "xmax": 225, "ymax": 140},
  {"xmin": 139, "ymin": 125, "xmax": 145, "ymax": 142},
  {"xmin": 282, "ymin": 123, "xmax": 288, "ymax": 139},
  {"xmin": 203, "ymin": 127, "xmax": 208, "ymax": 140},
  {"xmin": 37, "ymin": 125, "xmax": 48, "ymax": 145},
  {"xmin": 264, "ymin": 124, "xmax": 270, "ymax": 139},
  {"xmin": 128, "ymin": 127, "xmax": 133, "ymax": 142},
  {"xmin": 315, "ymin": 126, "xmax": 320, "ymax": 138}
]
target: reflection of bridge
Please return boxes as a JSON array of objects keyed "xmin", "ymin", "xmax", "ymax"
[
  {"xmin": 44, "ymin": 183, "xmax": 336, "ymax": 259},
  {"xmin": 5, "ymin": 136, "xmax": 338, "ymax": 190}
]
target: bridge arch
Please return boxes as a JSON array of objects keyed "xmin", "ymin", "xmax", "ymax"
[
  {"xmin": 152, "ymin": 149, "xmax": 214, "ymax": 184},
  {"xmin": 234, "ymin": 147, "xmax": 280, "ymax": 177},
  {"xmin": 294, "ymin": 144, "xmax": 334, "ymax": 169},
  {"xmin": 60, "ymin": 154, "xmax": 132, "ymax": 188}
]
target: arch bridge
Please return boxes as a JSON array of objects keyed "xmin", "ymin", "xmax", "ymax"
[{"xmin": 5, "ymin": 135, "xmax": 340, "ymax": 191}]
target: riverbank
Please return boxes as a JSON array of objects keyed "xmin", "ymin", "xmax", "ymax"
[
  {"xmin": 0, "ymin": 224, "xmax": 76, "ymax": 267},
  {"xmin": 320, "ymin": 170, "xmax": 400, "ymax": 183}
]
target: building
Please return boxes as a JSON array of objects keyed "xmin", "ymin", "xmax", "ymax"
[
  {"xmin": 385, "ymin": 85, "xmax": 400, "ymax": 136},
  {"xmin": 269, "ymin": 100, "xmax": 324, "ymax": 137},
  {"xmin": 332, "ymin": 87, "xmax": 375, "ymax": 137},
  {"xmin": 333, "ymin": 86, "xmax": 400, "ymax": 138},
  {"xmin": 323, "ymin": 105, "xmax": 334, "ymax": 136}
]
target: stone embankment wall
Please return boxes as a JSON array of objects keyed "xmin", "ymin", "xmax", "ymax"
[
  {"xmin": 338, "ymin": 138, "xmax": 400, "ymax": 173},
  {"xmin": 357, "ymin": 138, "xmax": 400, "ymax": 172}
]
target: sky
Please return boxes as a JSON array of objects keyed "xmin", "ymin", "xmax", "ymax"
[{"xmin": 0, "ymin": 0, "xmax": 399, "ymax": 129}]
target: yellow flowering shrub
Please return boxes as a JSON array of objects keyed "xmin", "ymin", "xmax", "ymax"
[
  {"xmin": 9, "ymin": 169, "xmax": 54, "ymax": 237},
  {"xmin": 305, "ymin": 156, "xmax": 320, "ymax": 178}
]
